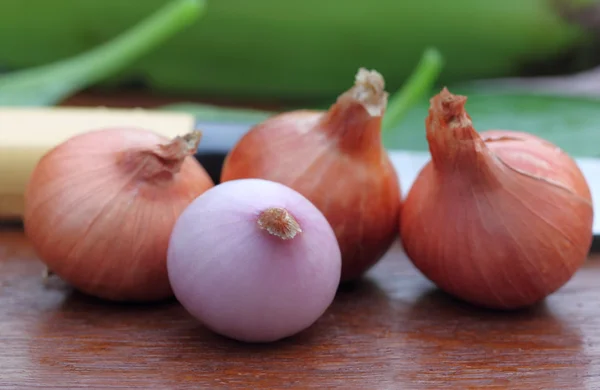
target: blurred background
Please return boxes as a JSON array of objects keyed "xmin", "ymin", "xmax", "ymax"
[{"xmin": 2, "ymin": 0, "xmax": 600, "ymax": 109}]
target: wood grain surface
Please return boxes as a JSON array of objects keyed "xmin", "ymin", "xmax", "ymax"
[
  {"xmin": 1, "ymin": 227, "xmax": 599, "ymax": 390},
  {"xmin": 2, "ymin": 91, "xmax": 599, "ymax": 389}
]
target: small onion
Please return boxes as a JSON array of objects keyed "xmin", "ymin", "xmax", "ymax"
[{"xmin": 167, "ymin": 178, "xmax": 342, "ymax": 343}]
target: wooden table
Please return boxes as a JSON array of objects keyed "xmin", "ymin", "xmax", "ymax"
[
  {"xmin": 2, "ymin": 225, "xmax": 600, "ymax": 389},
  {"xmin": 2, "ymin": 91, "xmax": 600, "ymax": 389}
]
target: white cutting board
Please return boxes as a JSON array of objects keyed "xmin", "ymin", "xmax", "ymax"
[{"xmin": 388, "ymin": 150, "xmax": 600, "ymax": 235}]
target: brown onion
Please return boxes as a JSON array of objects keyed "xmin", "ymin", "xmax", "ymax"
[
  {"xmin": 220, "ymin": 68, "xmax": 401, "ymax": 281},
  {"xmin": 400, "ymin": 88, "xmax": 594, "ymax": 310},
  {"xmin": 24, "ymin": 128, "xmax": 214, "ymax": 302}
]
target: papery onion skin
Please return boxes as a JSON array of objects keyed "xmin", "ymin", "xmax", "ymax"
[
  {"xmin": 167, "ymin": 178, "xmax": 342, "ymax": 343},
  {"xmin": 481, "ymin": 129, "xmax": 592, "ymax": 202},
  {"xmin": 220, "ymin": 68, "xmax": 401, "ymax": 282},
  {"xmin": 400, "ymin": 88, "xmax": 594, "ymax": 310},
  {"xmin": 24, "ymin": 128, "xmax": 214, "ymax": 302}
]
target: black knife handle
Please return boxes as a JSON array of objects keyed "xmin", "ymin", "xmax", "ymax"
[{"xmin": 192, "ymin": 121, "xmax": 251, "ymax": 184}]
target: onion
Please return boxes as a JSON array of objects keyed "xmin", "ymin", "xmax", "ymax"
[
  {"xmin": 220, "ymin": 68, "xmax": 401, "ymax": 282},
  {"xmin": 167, "ymin": 178, "xmax": 342, "ymax": 343},
  {"xmin": 24, "ymin": 128, "xmax": 214, "ymax": 302},
  {"xmin": 400, "ymin": 88, "xmax": 594, "ymax": 310}
]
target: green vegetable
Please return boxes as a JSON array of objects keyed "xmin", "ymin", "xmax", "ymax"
[
  {"xmin": 0, "ymin": 0, "xmax": 593, "ymax": 100},
  {"xmin": 382, "ymin": 48, "xmax": 444, "ymax": 131},
  {"xmin": 0, "ymin": 0, "xmax": 205, "ymax": 106},
  {"xmin": 164, "ymin": 90, "xmax": 600, "ymax": 159},
  {"xmin": 385, "ymin": 90, "xmax": 600, "ymax": 158},
  {"xmin": 161, "ymin": 103, "xmax": 275, "ymax": 124}
]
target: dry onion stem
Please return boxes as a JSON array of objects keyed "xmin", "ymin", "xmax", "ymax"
[
  {"xmin": 400, "ymin": 88, "xmax": 594, "ymax": 310},
  {"xmin": 24, "ymin": 128, "xmax": 214, "ymax": 302},
  {"xmin": 257, "ymin": 207, "xmax": 303, "ymax": 240}
]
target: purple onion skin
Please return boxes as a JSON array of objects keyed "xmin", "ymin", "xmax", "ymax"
[{"xmin": 167, "ymin": 178, "xmax": 342, "ymax": 343}]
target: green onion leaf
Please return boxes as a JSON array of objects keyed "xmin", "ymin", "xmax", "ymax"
[
  {"xmin": 382, "ymin": 48, "xmax": 444, "ymax": 131},
  {"xmin": 0, "ymin": 0, "xmax": 205, "ymax": 106}
]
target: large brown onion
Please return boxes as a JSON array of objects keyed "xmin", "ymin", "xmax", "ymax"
[{"xmin": 400, "ymin": 88, "xmax": 594, "ymax": 310}]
